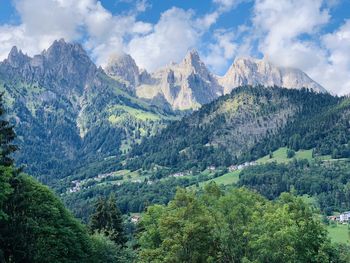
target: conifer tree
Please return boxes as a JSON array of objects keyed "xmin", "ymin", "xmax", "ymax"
[
  {"xmin": 90, "ymin": 197, "xmax": 109, "ymax": 233},
  {"xmin": 0, "ymin": 93, "xmax": 17, "ymax": 166},
  {"xmin": 107, "ymin": 195, "xmax": 126, "ymax": 246},
  {"xmin": 89, "ymin": 195, "xmax": 126, "ymax": 246}
]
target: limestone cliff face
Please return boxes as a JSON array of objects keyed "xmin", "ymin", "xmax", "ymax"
[
  {"xmin": 135, "ymin": 50, "xmax": 222, "ymax": 110},
  {"xmin": 104, "ymin": 53, "xmax": 140, "ymax": 92},
  {"xmin": 219, "ymin": 57, "xmax": 326, "ymax": 94},
  {"xmin": 105, "ymin": 53, "xmax": 326, "ymax": 110}
]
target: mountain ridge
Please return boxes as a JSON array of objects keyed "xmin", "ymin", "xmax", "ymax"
[
  {"xmin": 105, "ymin": 50, "xmax": 327, "ymax": 110},
  {"xmin": 0, "ymin": 39, "xmax": 173, "ymax": 184}
]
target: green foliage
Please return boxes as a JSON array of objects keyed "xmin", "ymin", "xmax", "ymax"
[
  {"xmin": 138, "ymin": 185, "xmax": 336, "ymax": 262},
  {"xmin": 0, "ymin": 92, "xmax": 17, "ymax": 167},
  {"xmin": 64, "ymin": 177, "xmax": 196, "ymax": 221},
  {"xmin": 0, "ymin": 166, "xmax": 13, "ymax": 220},
  {"xmin": 90, "ymin": 195, "xmax": 126, "ymax": 246},
  {"xmin": 126, "ymin": 86, "xmax": 342, "ymax": 177},
  {"xmin": 90, "ymin": 232, "xmax": 136, "ymax": 263},
  {"xmin": 0, "ymin": 88, "xmax": 127, "ymax": 262},
  {"xmin": 91, "ymin": 233, "xmax": 121, "ymax": 263},
  {"xmin": 287, "ymin": 148, "xmax": 296, "ymax": 158},
  {"xmin": 0, "ymin": 174, "xmax": 94, "ymax": 262},
  {"xmin": 238, "ymin": 160, "xmax": 350, "ymax": 214}
]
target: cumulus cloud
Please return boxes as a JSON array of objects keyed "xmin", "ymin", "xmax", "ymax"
[
  {"xmin": 0, "ymin": 0, "xmax": 152, "ymax": 66},
  {"xmin": 0, "ymin": 0, "xmax": 349, "ymax": 94},
  {"xmin": 253, "ymin": 0, "xmax": 329, "ymax": 69},
  {"xmin": 127, "ymin": 8, "xmax": 200, "ymax": 71},
  {"xmin": 317, "ymin": 20, "xmax": 350, "ymax": 95},
  {"xmin": 214, "ymin": 0, "xmax": 248, "ymax": 12},
  {"xmin": 249, "ymin": 0, "xmax": 350, "ymax": 94},
  {"xmin": 203, "ymin": 29, "xmax": 238, "ymax": 73}
]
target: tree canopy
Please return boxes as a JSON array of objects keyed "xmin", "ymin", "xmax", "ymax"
[{"xmin": 138, "ymin": 184, "xmax": 340, "ymax": 263}]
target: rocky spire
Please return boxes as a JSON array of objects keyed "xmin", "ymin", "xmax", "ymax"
[
  {"xmin": 6, "ymin": 46, "xmax": 30, "ymax": 68},
  {"xmin": 104, "ymin": 52, "xmax": 141, "ymax": 89}
]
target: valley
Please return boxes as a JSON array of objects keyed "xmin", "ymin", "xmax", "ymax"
[
  {"xmin": 1, "ymin": 0, "xmax": 350, "ymax": 261},
  {"xmin": 1, "ymin": 39, "xmax": 350, "ymax": 261}
]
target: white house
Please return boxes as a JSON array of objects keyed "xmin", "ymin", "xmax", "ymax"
[{"xmin": 339, "ymin": 211, "xmax": 350, "ymax": 223}]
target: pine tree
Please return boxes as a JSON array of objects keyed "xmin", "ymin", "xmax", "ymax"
[
  {"xmin": 107, "ymin": 195, "xmax": 126, "ymax": 246},
  {"xmin": 89, "ymin": 195, "xmax": 126, "ymax": 246},
  {"xmin": 90, "ymin": 197, "xmax": 109, "ymax": 233},
  {"xmin": 0, "ymin": 93, "xmax": 17, "ymax": 166}
]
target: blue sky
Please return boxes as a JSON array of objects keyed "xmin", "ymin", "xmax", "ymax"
[{"xmin": 0, "ymin": 0, "xmax": 349, "ymax": 94}]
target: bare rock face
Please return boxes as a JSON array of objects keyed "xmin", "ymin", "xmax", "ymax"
[
  {"xmin": 1, "ymin": 39, "xmax": 98, "ymax": 97},
  {"xmin": 104, "ymin": 53, "xmax": 140, "ymax": 91},
  {"xmin": 218, "ymin": 57, "xmax": 326, "ymax": 94},
  {"xmin": 105, "ymin": 53, "xmax": 326, "ymax": 111},
  {"xmin": 136, "ymin": 50, "xmax": 223, "ymax": 110}
]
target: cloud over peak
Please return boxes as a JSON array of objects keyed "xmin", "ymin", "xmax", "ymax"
[{"xmin": 0, "ymin": 0, "xmax": 349, "ymax": 94}]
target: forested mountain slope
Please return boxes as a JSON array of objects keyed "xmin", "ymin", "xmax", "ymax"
[
  {"xmin": 0, "ymin": 39, "xmax": 174, "ymax": 185},
  {"xmin": 126, "ymin": 86, "xmax": 341, "ymax": 173}
]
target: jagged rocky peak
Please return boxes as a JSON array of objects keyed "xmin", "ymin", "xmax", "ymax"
[
  {"xmin": 136, "ymin": 49, "xmax": 222, "ymax": 110},
  {"xmin": 219, "ymin": 57, "xmax": 326, "ymax": 94},
  {"xmin": 42, "ymin": 38, "xmax": 95, "ymax": 69},
  {"xmin": 104, "ymin": 52, "xmax": 141, "ymax": 87},
  {"xmin": 5, "ymin": 46, "xmax": 30, "ymax": 68},
  {"xmin": 0, "ymin": 39, "xmax": 100, "ymax": 97},
  {"xmin": 175, "ymin": 49, "xmax": 211, "ymax": 77}
]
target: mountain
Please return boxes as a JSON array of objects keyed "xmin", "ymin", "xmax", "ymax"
[
  {"xmin": 135, "ymin": 50, "xmax": 222, "ymax": 110},
  {"xmin": 126, "ymin": 86, "xmax": 341, "ymax": 173},
  {"xmin": 0, "ymin": 39, "xmax": 173, "ymax": 185},
  {"xmin": 219, "ymin": 57, "xmax": 326, "ymax": 94},
  {"xmin": 104, "ymin": 52, "xmax": 140, "ymax": 92},
  {"xmin": 105, "ymin": 52, "xmax": 326, "ymax": 110}
]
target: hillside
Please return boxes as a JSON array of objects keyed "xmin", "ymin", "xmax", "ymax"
[
  {"xmin": 0, "ymin": 40, "xmax": 175, "ymax": 186},
  {"xmin": 126, "ymin": 86, "xmax": 340, "ymax": 174}
]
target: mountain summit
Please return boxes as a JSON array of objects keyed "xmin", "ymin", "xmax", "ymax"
[
  {"xmin": 104, "ymin": 52, "xmax": 141, "ymax": 91},
  {"xmin": 219, "ymin": 57, "xmax": 326, "ymax": 94},
  {"xmin": 0, "ymin": 39, "xmax": 171, "ymax": 180},
  {"xmin": 135, "ymin": 49, "xmax": 222, "ymax": 110},
  {"xmin": 105, "ymin": 52, "xmax": 326, "ymax": 110}
]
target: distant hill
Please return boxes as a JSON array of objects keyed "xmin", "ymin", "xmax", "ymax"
[{"xmin": 126, "ymin": 86, "xmax": 344, "ymax": 174}]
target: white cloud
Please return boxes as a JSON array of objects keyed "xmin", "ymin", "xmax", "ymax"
[
  {"xmin": 0, "ymin": 0, "xmax": 152, "ymax": 66},
  {"xmin": 214, "ymin": 0, "xmax": 248, "ymax": 12},
  {"xmin": 0, "ymin": 0, "xmax": 249, "ymax": 73},
  {"xmin": 127, "ymin": 8, "xmax": 200, "ymax": 71},
  {"xmin": 317, "ymin": 20, "xmax": 350, "ymax": 95},
  {"xmin": 253, "ymin": 0, "xmax": 329, "ymax": 69},
  {"xmin": 247, "ymin": 0, "xmax": 350, "ymax": 95},
  {"xmin": 203, "ymin": 29, "xmax": 238, "ymax": 74},
  {"xmin": 1, "ymin": 0, "xmax": 349, "ymax": 95}
]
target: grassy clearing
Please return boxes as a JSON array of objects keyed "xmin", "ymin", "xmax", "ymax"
[
  {"xmin": 108, "ymin": 105, "xmax": 161, "ymax": 123},
  {"xmin": 327, "ymin": 223, "xmax": 350, "ymax": 244},
  {"xmin": 257, "ymin": 147, "xmax": 313, "ymax": 164},
  {"xmin": 196, "ymin": 170, "xmax": 241, "ymax": 188}
]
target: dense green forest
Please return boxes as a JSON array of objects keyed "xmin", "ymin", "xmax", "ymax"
[
  {"xmin": 59, "ymin": 87, "xmax": 350, "ymax": 221},
  {"xmin": 238, "ymin": 159, "xmax": 350, "ymax": 214},
  {"xmin": 2, "ymin": 84, "xmax": 350, "ymax": 261},
  {"xmin": 0, "ymin": 94, "xmax": 134, "ymax": 262},
  {"xmin": 126, "ymin": 86, "xmax": 343, "ymax": 175}
]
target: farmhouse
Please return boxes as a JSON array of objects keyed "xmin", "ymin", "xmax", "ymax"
[{"xmin": 328, "ymin": 211, "xmax": 350, "ymax": 223}]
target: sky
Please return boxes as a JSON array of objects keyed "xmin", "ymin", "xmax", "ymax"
[{"xmin": 0, "ymin": 0, "xmax": 349, "ymax": 95}]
